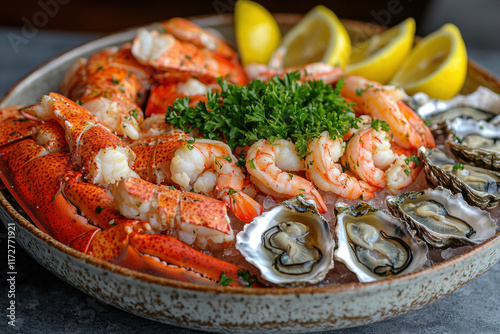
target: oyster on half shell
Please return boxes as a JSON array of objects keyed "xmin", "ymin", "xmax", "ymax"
[
  {"xmin": 419, "ymin": 147, "xmax": 500, "ymax": 209},
  {"xmin": 445, "ymin": 118, "xmax": 500, "ymax": 171},
  {"xmin": 387, "ymin": 187, "xmax": 496, "ymax": 248},
  {"xmin": 334, "ymin": 202, "xmax": 428, "ymax": 283},
  {"xmin": 236, "ymin": 196, "xmax": 334, "ymax": 286},
  {"xmin": 410, "ymin": 86, "xmax": 500, "ymax": 133}
]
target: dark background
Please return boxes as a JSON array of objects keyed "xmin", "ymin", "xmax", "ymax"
[
  {"xmin": 1, "ymin": 0, "xmax": 499, "ymax": 52},
  {"xmin": 1, "ymin": 0, "xmax": 430, "ymax": 33}
]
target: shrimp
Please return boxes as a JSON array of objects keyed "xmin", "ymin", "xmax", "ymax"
[
  {"xmin": 170, "ymin": 139, "xmax": 263, "ymax": 223},
  {"xmin": 341, "ymin": 75, "xmax": 434, "ymax": 150},
  {"xmin": 341, "ymin": 125, "xmax": 420, "ymax": 194},
  {"xmin": 305, "ymin": 131, "xmax": 376, "ymax": 200},
  {"xmin": 246, "ymin": 139, "xmax": 327, "ymax": 213}
]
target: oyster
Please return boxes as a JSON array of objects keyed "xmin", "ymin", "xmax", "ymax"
[
  {"xmin": 419, "ymin": 147, "xmax": 500, "ymax": 209},
  {"xmin": 236, "ymin": 196, "xmax": 334, "ymax": 286},
  {"xmin": 445, "ymin": 118, "xmax": 500, "ymax": 170},
  {"xmin": 387, "ymin": 187, "xmax": 496, "ymax": 248},
  {"xmin": 411, "ymin": 86, "xmax": 500, "ymax": 126},
  {"xmin": 334, "ymin": 202, "xmax": 428, "ymax": 283}
]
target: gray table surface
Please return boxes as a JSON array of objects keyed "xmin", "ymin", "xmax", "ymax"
[{"xmin": 1, "ymin": 27, "xmax": 500, "ymax": 334}]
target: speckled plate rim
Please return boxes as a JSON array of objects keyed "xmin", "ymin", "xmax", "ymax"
[{"xmin": 2, "ymin": 13, "xmax": 500, "ymax": 330}]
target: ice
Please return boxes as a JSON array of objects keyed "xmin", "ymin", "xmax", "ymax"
[
  {"xmin": 261, "ymin": 195, "xmax": 277, "ymax": 210},
  {"xmin": 440, "ymin": 247, "xmax": 456, "ymax": 260}
]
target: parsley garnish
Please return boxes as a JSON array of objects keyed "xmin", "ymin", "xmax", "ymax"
[
  {"xmin": 238, "ymin": 269, "xmax": 258, "ymax": 287},
  {"xmin": 371, "ymin": 119, "xmax": 390, "ymax": 132},
  {"xmin": 95, "ymin": 206, "xmax": 103, "ymax": 213},
  {"xmin": 166, "ymin": 73, "xmax": 358, "ymax": 158},
  {"xmin": 129, "ymin": 109, "xmax": 138, "ymax": 119},
  {"xmin": 405, "ymin": 155, "xmax": 420, "ymax": 167},
  {"xmin": 219, "ymin": 271, "xmax": 233, "ymax": 286},
  {"xmin": 453, "ymin": 163, "xmax": 465, "ymax": 171},
  {"xmin": 249, "ymin": 159, "xmax": 256, "ymax": 169}
]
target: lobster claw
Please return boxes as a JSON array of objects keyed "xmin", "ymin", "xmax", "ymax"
[
  {"xmin": 0, "ymin": 141, "xmax": 100, "ymax": 252},
  {"xmin": 89, "ymin": 220, "xmax": 247, "ymax": 287},
  {"xmin": 0, "ymin": 105, "xmax": 40, "ymax": 146}
]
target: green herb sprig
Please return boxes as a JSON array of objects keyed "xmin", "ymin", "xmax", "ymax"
[{"xmin": 165, "ymin": 72, "xmax": 359, "ymax": 157}]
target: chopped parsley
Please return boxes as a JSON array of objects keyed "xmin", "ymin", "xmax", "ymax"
[
  {"xmin": 129, "ymin": 109, "xmax": 138, "ymax": 119},
  {"xmin": 165, "ymin": 72, "xmax": 358, "ymax": 157},
  {"xmin": 249, "ymin": 159, "xmax": 256, "ymax": 169},
  {"xmin": 371, "ymin": 119, "xmax": 390, "ymax": 132},
  {"xmin": 404, "ymin": 155, "xmax": 420, "ymax": 167},
  {"xmin": 238, "ymin": 269, "xmax": 258, "ymax": 287},
  {"xmin": 453, "ymin": 163, "xmax": 465, "ymax": 171},
  {"xmin": 219, "ymin": 271, "xmax": 233, "ymax": 286},
  {"xmin": 95, "ymin": 206, "xmax": 103, "ymax": 213}
]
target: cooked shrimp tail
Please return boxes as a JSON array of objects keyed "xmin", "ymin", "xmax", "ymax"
[
  {"xmin": 219, "ymin": 188, "xmax": 263, "ymax": 223},
  {"xmin": 341, "ymin": 75, "xmax": 430, "ymax": 150},
  {"xmin": 246, "ymin": 139, "xmax": 327, "ymax": 213},
  {"xmin": 170, "ymin": 139, "xmax": 263, "ymax": 222},
  {"xmin": 306, "ymin": 131, "xmax": 376, "ymax": 200}
]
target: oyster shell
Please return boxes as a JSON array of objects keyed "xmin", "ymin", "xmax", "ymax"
[
  {"xmin": 236, "ymin": 196, "xmax": 334, "ymax": 286},
  {"xmin": 387, "ymin": 187, "xmax": 496, "ymax": 248},
  {"xmin": 334, "ymin": 202, "xmax": 428, "ymax": 283},
  {"xmin": 445, "ymin": 118, "xmax": 500, "ymax": 170},
  {"xmin": 408, "ymin": 87, "xmax": 500, "ymax": 134},
  {"xmin": 419, "ymin": 147, "xmax": 500, "ymax": 209}
]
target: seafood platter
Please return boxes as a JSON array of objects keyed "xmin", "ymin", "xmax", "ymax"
[{"xmin": 2, "ymin": 6, "xmax": 500, "ymax": 333}]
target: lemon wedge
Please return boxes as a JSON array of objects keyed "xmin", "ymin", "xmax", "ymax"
[
  {"xmin": 235, "ymin": 0, "xmax": 281, "ymax": 65},
  {"xmin": 346, "ymin": 18, "xmax": 415, "ymax": 83},
  {"xmin": 391, "ymin": 23, "xmax": 468, "ymax": 100},
  {"xmin": 279, "ymin": 5, "xmax": 351, "ymax": 68}
]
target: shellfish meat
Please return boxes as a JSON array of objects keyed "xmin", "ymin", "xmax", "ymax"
[
  {"xmin": 236, "ymin": 196, "xmax": 334, "ymax": 286},
  {"xmin": 419, "ymin": 147, "xmax": 500, "ymax": 209},
  {"xmin": 387, "ymin": 187, "xmax": 496, "ymax": 248},
  {"xmin": 334, "ymin": 202, "xmax": 428, "ymax": 283}
]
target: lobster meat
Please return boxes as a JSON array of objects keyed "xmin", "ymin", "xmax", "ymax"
[
  {"xmin": 0, "ymin": 93, "xmax": 254, "ymax": 287},
  {"xmin": 0, "ymin": 18, "xmax": 266, "ymax": 287}
]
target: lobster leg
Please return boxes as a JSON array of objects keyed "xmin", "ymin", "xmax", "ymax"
[
  {"xmin": 113, "ymin": 177, "xmax": 234, "ymax": 250},
  {"xmin": 89, "ymin": 220, "xmax": 248, "ymax": 287},
  {"xmin": 128, "ymin": 130, "xmax": 191, "ymax": 184},
  {"xmin": 0, "ymin": 142, "xmax": 100, "ymax": 252}
]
